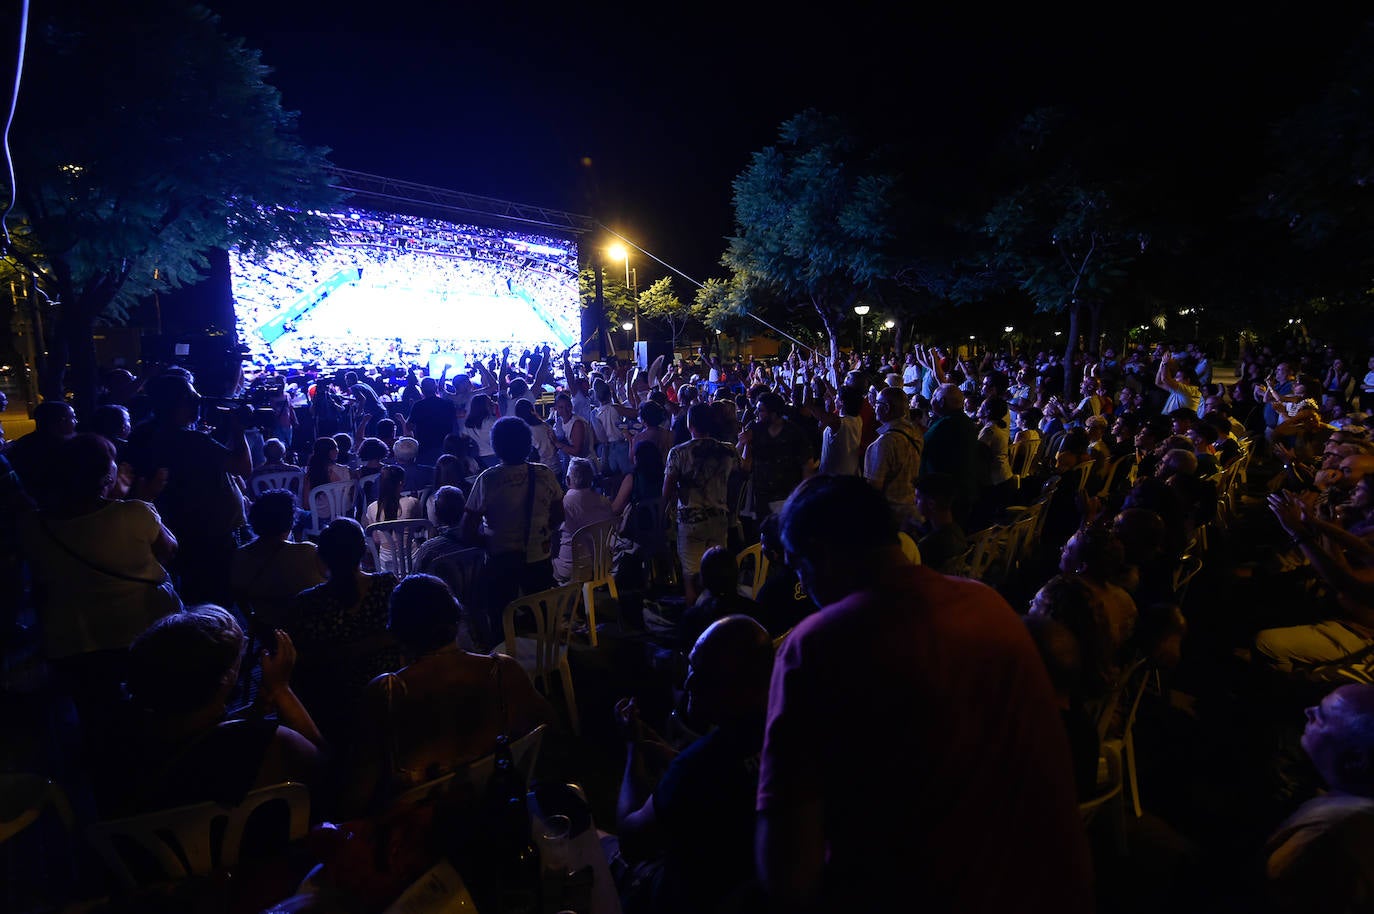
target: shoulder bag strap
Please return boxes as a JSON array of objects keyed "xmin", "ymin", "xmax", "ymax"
[
  {"xmin": 522, "ymin": 463, "xmax": 536, "ymax": 556},
  {"xmin": 40, "ymin": 516, "xmax": 167, "ymax": 585}
]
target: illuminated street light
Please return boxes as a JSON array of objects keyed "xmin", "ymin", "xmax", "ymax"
[
  {"xmin": 609, "ymin": 243, "xmax": 639, "ymax": 344},
  {"xmin": 854, "ymin": 304, "xmax": 871, "ymax": 357}
]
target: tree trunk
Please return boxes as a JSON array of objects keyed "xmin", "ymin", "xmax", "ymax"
[
  {"xmin": 1088, "ymin": 302, "xmax": 1103, "ymax": 358},
  {"xmin": 894, "ymin": 319, "xmax": 906, "ymax": 363},
  {"xmin": 1062, "ymin": 303, "xmax": 1081, "ymax": 395}
]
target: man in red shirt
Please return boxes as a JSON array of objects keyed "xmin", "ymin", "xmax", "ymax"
[{"xmin": 756, "ymin": 475, "xmax": 1093, "ymax": 913}]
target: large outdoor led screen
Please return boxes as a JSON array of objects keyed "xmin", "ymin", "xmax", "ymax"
[{"xmin": 229, "ymin": 207, "xmax": 581, "ymax": 373}]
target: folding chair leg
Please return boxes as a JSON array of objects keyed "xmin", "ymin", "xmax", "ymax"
[
  {"xmin": 581, "ymin": 583, "xmax": 599, "ymax": 648},
  {"xmin": 559, "ymin": 660, "xmax": 580, "ymax": 735},
  {"xmin": 1124, "ymin": 731, "xmax": 1143, "ymax": 818}
]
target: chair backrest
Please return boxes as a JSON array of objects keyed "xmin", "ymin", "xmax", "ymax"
[
  {"xmin": 502, "ymin": 584, "xmax": 581, "ymax": 695},
  {"xmin": 389, "ymin": 724, "xmax": 547, "ymax": 813},
  {"xmin": 1078, "ymin": 741, "xmax": 1124, "ymax": 824},
  {"xmin": 304, "ymin": 480, "xmax": 358, "ymax": 536},
  {"xmin": 569, "ymin": 519, "xmax": 617, "ymax": 585},
  {"xmin": 1063, "ymin": 461, "xmax": 1094, "ymax": 495},
  {"xmin": 1095, "ymin": 453, "xmax": 1131, "ymax": 498},
  {"xmin": 736, "ymin": 542, "xmax": 770, "ymax": 597},
  {"xmin": 249, "ymin": 468, "xmax": 305, "ymax": 503},
  {"xmin": 1172, "ymin": 553, "xmax": 1204, "ymax": 602},
  {"xmin": 86, "ymin": 782, "xmax": 310, "ymax": 890},
  {"xmin": 427, "ymin": 546, "xmax": 488, "ymax": 613},
  {"xmin": 1009, "ymin": 437, "xmax": 1041, "ymax": 479},
  {"xmin": 1040, "ymin": 429, "xmax": 1069, "ymax": 473},
  {"xmin": 964, "ymin": 524, "xmax": 1009, "ymax": 581},
  {"xmin": 364, "ymin": 518, "xmax": 434, "ymax": 577},
  {"xmin": 1094, "ymin": 656, "xmax": 1150, "ymax": 742}
]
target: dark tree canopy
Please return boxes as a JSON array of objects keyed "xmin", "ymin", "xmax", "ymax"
[{"xmin": 1, "ymin": 0, "xmax": 342, "ymax": 410}]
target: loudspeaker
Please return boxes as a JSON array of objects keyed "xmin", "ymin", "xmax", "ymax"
[{"xmin": 635, "ymin": 340, "xmax": 673, "ymax": 371}]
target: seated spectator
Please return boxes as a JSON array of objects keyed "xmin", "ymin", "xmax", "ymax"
[
  {"xmin": 678, "ymin": 545, "xmax": 760, "ymax": 652},
  {"xmin": 1029, "ymin": 573, "xmax": 1120, "ymax": 703},
  {"xmin": 610, "ymin": 615, "xmax": 774, "ymax": 914},
  {"xmin": 553, "ymin": 456, "xmax": 618, "ymax": 583},
  {"xmin": 97, "ymin": 604, "xmax": 323, "ymax": 819},
  {"xmin": 339, "ymin": 574, "xmax": 553, "ymax": 817},
  {"xmin": 1257, "ymin": 490, "xmax": 1374, "ymax": 679},
  {"xmin": 390, "ymin": 436, "xmax": 434, "ymax": 492},
  {"xmin": 258, "ymin": 437, "xmax": 298, "ymax": 472},
  {"xmin": 361, "ymin": 464, "xmax": 424, "ymax": 574},
  {"xmin": 1111, "ymin": 506, "xmax": 1179, "ymax": 609},
  {"xmin": 284, "ymin": 518, "xmax": 402, "ymax": 750},
  {"xmin": 355, "ymin": 436, "xmax": 390, "ymax": 482},
  {"xmin": 751, "ymin": 513, "xmax": 820, "ymax": 640},
  {"xmin": 913, "ymin": 472, "xmax": 969, "ymax": 575},
  {"xmin": 1023, "ymin": 613, "xmax": 1100, "ymax": 801},
  {"xmin": 427, "ymin": 454, "xmax": 469, "ymax": 526},
  {"xmin": 19, "ymin": 433, "xmax": 179, "ymax": 734},
  {"xmin": 1265, "ymin": 683, "xmax": 1374, "ymax": 913},
  {"xmin": 303, "ymin": 436, "xmax": 351, "ymax": 501},
  {"xmin": 1057, "ymin": 524, "xmax": 1140, "ymax": 682},
  {"xmin": 231, "ymin": 490, "xmax": 325, "ymax": 632},
  {"xmin": 333, "ymin": 432, "xmax": 359, "ymax": 472}
]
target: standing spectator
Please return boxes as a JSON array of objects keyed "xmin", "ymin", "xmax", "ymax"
[
  {"xmin": 407, "ymin": 376, "xmax": 458, "ymax": 466},
  {"xmin": 516, "ymin": 397, "xmax": 562, "ymax": 478},
  {"xmin": 739, "ymin": 392, "xmax": 814, "ymax": 521},
  {"xmin": 920, "ymin": 384, "xmax": 981, "ymax": 528},
  {"xmin": 460, "ymin": 417, "xmax": 565, "ymax": 642},
  {"xmin": 461, "ymin": 394, "xmax": 500, "ymax": 469},
  {"xmin": 755, "ymin": 475, "xmax": 1092, "ymax": 913},
  {"xmin": 664, "ymin": 403, "xmax": 740, "ymax": 607},
  {"xmin": 125, "ymin": 372, "xmax": 251, "ymax": 605},
  {"xmin": 817, "ymin": 385, "xmax": 866, "ymax": 477},
  {"xmin": 862, "ymin": 386, "xmax": 923, "ymax": 528}
]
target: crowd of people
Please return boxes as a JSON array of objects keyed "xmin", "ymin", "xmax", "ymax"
[{"xmin": 7, "ymin": 330, "xmax": 1374, "ymax": 912}]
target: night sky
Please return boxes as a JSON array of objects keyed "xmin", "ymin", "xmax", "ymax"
[{"xmin": 206, "ymin": 2, "xmax": 1366, "ymax": 287}]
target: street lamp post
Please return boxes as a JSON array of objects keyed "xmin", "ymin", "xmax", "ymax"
[
  {"xmin": 621, "ymin": 321, "xmax": 634, "ymax": 356},
  {"xmin": 854, "ymin": 304, "xmax": 871, "ymax": 357},
  {"xmin": 610, "ymin": 244, "xmax": 639, "ymax": 347}
]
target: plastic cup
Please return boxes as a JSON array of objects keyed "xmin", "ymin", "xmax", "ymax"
[{"xmin": 540, "ymin": 814, "xmax": 572, "ymax": 874}]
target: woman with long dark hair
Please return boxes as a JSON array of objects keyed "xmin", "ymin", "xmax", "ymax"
[
  {"xmin": 303, "ymin": 436, "xmax": 350, "ymax": 500},
  {"xmin": 361, "ymin": 465, "xmax": 423, "ymax": 574},
  {"xmin": 462, "ymin": 394, "xmax": 500, "ymax": 469}
]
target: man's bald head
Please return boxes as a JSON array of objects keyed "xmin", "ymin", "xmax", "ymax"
[
  {"xmin": 875, "ymin": 387, "xmax": 908, "ymax": 424},
  {"xmin": 933, "ymin": 383, "xmax": 965, "ymax": 416},
  {"xmin": 686, "ymin": 615, "xmax": 775, "ymax": 725},
  {"xmin": 1340, "ymin": 454, "xmax": 1374, "ymax": 488},
  {"xmin": 1303, "ymin": 684, "xmax": 1374, "ymax": 796}
]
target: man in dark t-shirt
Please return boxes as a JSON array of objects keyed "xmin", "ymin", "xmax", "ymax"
[
  {"xmin": 612, "ymin": 615, "xmax": 773, "ymax": 914},
  {"xmin": 406, "ymin": 377, "xmax": 458, "ymax": 465}
]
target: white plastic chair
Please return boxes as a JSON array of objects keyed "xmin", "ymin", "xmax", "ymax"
[
  {"xmin": 568, "ymin": 519, "xmax": 619, "ymax": 647},
  {"xmin": 248, "ymin": 467, "xmax": 305, "ymax": 504},
  {"xmin": 302, "ymin": 479, "xmax": 357, "ymax": 538},
  {"xmin": 364, "ymin": 517, "xmax": 433, "ymax": 576},
  {"xmin": 498, "ymin": 583, "xmax": 582, "ymax": 734},
  {"xmin": 86, "ymin": 782, "xmax": 310, "ymax": 890}
]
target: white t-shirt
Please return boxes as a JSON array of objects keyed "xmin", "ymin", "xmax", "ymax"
[
  {"xmin": 820, "ymin": 415, "xmax": 863, "ymax": 476},
  {"xmin": 461, "ymin": 416, "xmax": 498, "ymax": 458}
]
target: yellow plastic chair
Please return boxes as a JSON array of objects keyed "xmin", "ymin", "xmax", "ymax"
[
  {"xmin": 735, "ymin": 542, "xmax": 770, "ymax": 598},
  {"xmin": 568, "ymin": 519, "xmax": 619, "ymax": 647},
  {"xmin": 499, "ymin": 583, "xmax": 582, "ymax": 734},
  {"xmin": 86, "ymin": 781, "xmax": 310, "ymax": 890}
]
